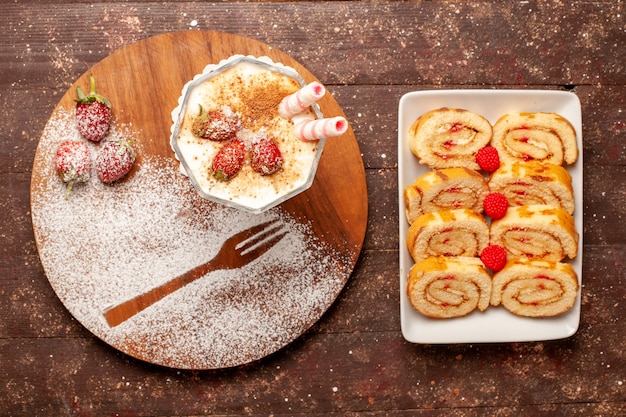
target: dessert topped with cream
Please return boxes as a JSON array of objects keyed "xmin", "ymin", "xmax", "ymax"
[{"xmin": 171, "ymin": 56, "xmax": 327, "ymax": 213}]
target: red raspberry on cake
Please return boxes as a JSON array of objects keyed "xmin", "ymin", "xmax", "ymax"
[
  {"xmin": 251, "ymin": 136, "xmax": 283, "ymax": 175},
  {"xmin": 75, "ymin": 75, "xmax": 112, "ymax": 142},
  {"xmin": 480, "ymin": 244, "xmax": 507, "ymax": 272},
  {"xmin": 55, "ymin": 140, "xmax": 91, "ymax": 199},
  {"xmin": 212, "ymin": 139, "xmax": 246, "ymax": 181},
  {"xmin": 96, "ymin": 138, "xmax": 136, "ymax": 183},
  {"xmin": 476, "ymin": 146, "xmax": 500, "ymax": 172},
  {"xmin": 483, "ymin": 192, "xmax": 509, "ymax": 219},
  {"xmin": 192, "ymin": 105, "xmax": 241, "ymax": 142}
]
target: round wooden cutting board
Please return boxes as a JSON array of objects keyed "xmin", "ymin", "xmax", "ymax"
[{"xmin": 30, "ymin": 31, "xmax": 367, "ymax": 369}]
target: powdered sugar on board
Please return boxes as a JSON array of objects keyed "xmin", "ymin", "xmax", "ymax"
[{"xmin": 31, "ymin": 110, "xmax": 354, "ymax": 369}]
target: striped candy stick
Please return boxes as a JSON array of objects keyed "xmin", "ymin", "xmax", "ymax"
[
  {"xmin": 278, "ymin": 81, "xmax": 326, "ymax": 119},
  {"xmin": 294, "ymin": 116, "xmax": 348, "ymax": 141}
]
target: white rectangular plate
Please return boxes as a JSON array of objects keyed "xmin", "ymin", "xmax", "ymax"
[{"xmin": 398, "ymin": 89, "xmax": 583, "ymax": 343}]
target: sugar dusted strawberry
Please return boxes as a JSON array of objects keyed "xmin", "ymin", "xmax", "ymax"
[
  {"xmin": 96, "ymin": 138, "xmax": 136, "ymax": 183},
  {"xmin": 251, "ymin": 136, "xmax": 283, "ymax": 175},
  {"xmin": 476, "ymin": 146, "xmax": 500, "ymax": 172},
  {"xmin": 55, "ymin": 140, "xmax": 91, "ymax": 199},
  {"xmin": 483, "ymin": 192, "xmax": 509, "ymax": 219},
  {"xmin": 192, "ymin": 105, "xmax": 241, "ymax": 142},
  {"xmin": 212, "ymin": 139, "xmax": 246, "ymax": 181},
  {"xmin": 75, "ymin": 75, "xmax": 112, "ymax": 142},
  {"xmin": 480, "ymin": 244, "xmax": 507, "ymax": 272}
]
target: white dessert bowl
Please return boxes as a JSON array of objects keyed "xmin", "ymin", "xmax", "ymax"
[{"xmin": 170, "ymin": 55, "xmax": 325, "ymax": 214}]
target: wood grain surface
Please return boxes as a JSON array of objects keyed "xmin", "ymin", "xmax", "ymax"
[{"xmin": 2, "ymin": 0, "xmax": 625, "ymax": 415}]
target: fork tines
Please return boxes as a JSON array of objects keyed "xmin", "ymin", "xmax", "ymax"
[{"xmin": 236, "ymin": 219, "xmax": 287, "ymax": 255}]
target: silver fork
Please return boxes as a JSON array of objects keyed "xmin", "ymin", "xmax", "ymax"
[{"xmin": 103, "ymin": 219, "xmax": 287, "ymax": 327}]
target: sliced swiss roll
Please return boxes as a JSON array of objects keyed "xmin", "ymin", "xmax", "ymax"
[
  {"xmin": 488, "ymin": 161, "xmax": 574, "ymax": 214},
  {"xmin": 407, "ymin": 256, "xmax": 492, "ymax": 318},
  {"xmin": 491, "ymin": 258, "xmax": 579, "ymax": 317},
  {"xmin": 490, "ymin": 204, "xmax": 578, "ymax": 262},
  {"xmin": 408, "ymin": 108, "xmax": 492, "ymax": 170},
  {"xmin": 491, "ymin": 112, "xmax": 578, "ymax": 165},
  {"xmin": 404, "ymin": 167, "xmax": 489, "ymax": 224},
  {"xmin": 406, "ymin": 208, "xmax": 489, "ymax": 263}
]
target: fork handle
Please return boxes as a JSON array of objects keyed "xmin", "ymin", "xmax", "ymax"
[{"xmin": 103, "ymin": 260, "xmax": 215, "ymax": 327}]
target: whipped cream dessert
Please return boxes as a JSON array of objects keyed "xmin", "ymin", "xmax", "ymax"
[{"xmin": 171, "ymin": 56, "xmax": 323, "ymax": 212}]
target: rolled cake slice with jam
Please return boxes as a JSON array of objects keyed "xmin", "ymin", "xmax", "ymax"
[
  {"xmin": 408, "ymin": 107, "xmax": 493, "ymax": 170},
  {"xmin": 404, "ymin": 167, "xmax": 489, "ymax": 224},
  {"xmin": 407, "ymin": 256, "xmax": 492, "ymax": 319},
  {"xmin": 490, "ymin": 204, "xmax": 578, "ymax": 262},
  {"xmin": 488, "ymin": 161, "xmax": 574, "ymax": 214},
  {"xmin": 406, "ymin": 208, "xmax": 489, "ymax": 263},
  {"xmin": 491, "ymin": 257, "xmax": 579, "ymax": 317},
  {"xmin": 491, "ymin": 112, "xmax": 578, "ymax": 165}
]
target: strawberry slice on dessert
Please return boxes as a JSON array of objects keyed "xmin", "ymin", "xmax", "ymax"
[
  {"xmin": 251, "ymin": 136, "xmax": 283, "ymax": 175},
  {"xmin": 212, "ymin": 139, "xmax": 246, "ymax": 181},
  {"xmin": 192, "ymin": 105, "xmax": 241, "ymax": 142},
  {"xmin": 75, "ymin": 75, "xmax": 112, "ymax": 142}
]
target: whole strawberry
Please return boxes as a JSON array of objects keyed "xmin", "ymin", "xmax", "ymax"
[
  {"xmin": 96, "ymin": 138, "xmax": 136, "ymax": 183},
  {"xmin": 75, "ymin": 75, "xmax": 112, "ymax": 142},
  {"xmin": 55, "ymin": 140, "xmax": 91, "ymax": 199},
  {"xmin": 251, "ymin": 136, "xmax": 283, "ymax": 175},
  {"xmin": 212, "ymin": 139, "xmax": 246, "ymax": 181}
]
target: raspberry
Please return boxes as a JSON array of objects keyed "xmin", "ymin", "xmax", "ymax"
[
  {"xmin": 476, "ymin": 146, "xmax": 500, "ymax": 172},
  {"xmin": 480, "ymin": 244, "xmax": 507, "ymax": 272},
  {"xmin": 483, "ymin": 192, "xmax": 509, "ymax": 219}
]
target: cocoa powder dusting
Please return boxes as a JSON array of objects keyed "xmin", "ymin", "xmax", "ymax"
[{"xmin": 240, "ymin": 74, "xmax": 299, "ymax": 130}]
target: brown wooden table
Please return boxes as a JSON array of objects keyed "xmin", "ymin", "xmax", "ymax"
[{"xmin": 2, "ymin": 1, "xmax": 625, "ymax": 415}]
